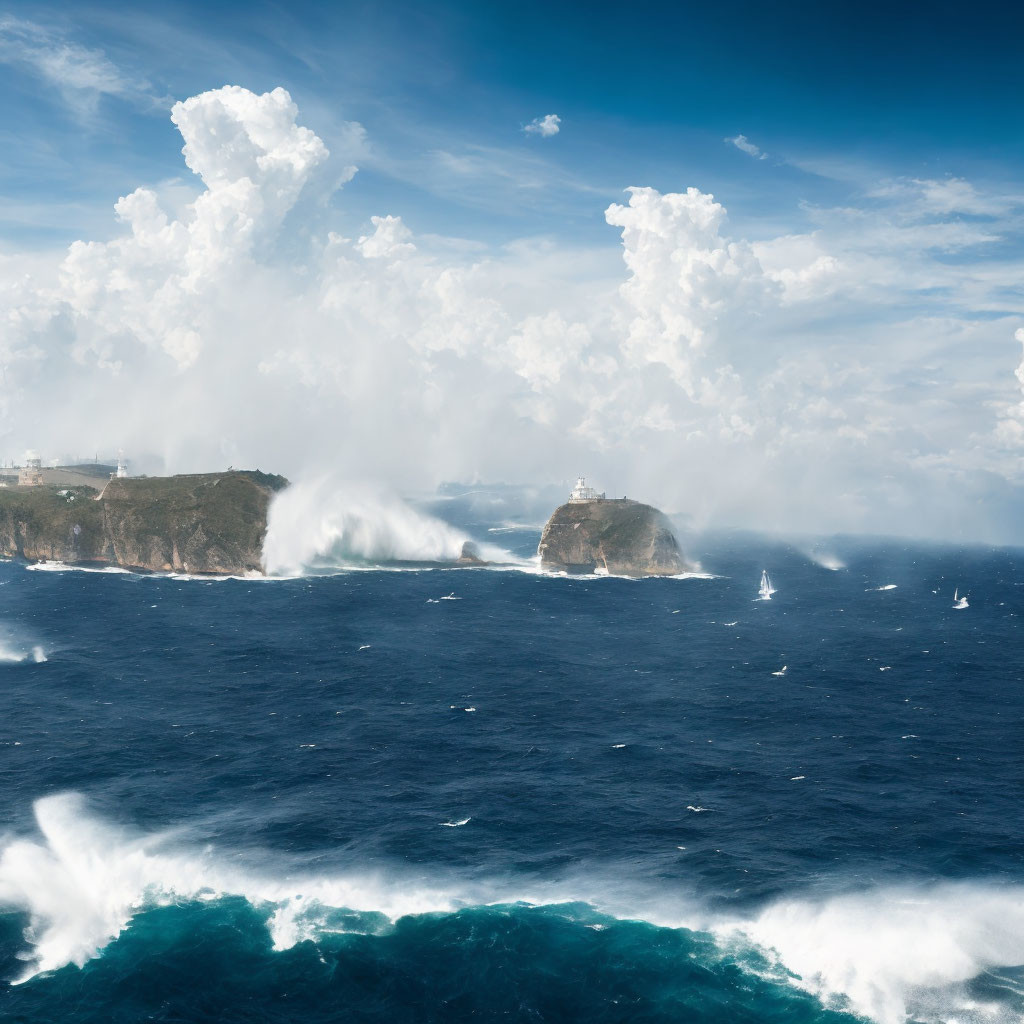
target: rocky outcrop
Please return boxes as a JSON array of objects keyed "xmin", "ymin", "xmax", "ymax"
[
  {"xmin": 537, "ymin": 498, "xmax": 688, "ymax": 576},
  {"xmin": 456, "ymin": 541, "xmax": 487, "ymax": 565},
  {"xmin": 0, "ymin": 471, "xmax": 287, "ymax": 575}
]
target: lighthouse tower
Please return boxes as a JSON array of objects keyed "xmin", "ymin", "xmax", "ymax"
[
  {"xmin": 115, "ymin": 450, "xmax": 129, "ymax": 479},
  {"xmin": 569, "ymin": 476, "xmax": 605, "ymax": 502}
]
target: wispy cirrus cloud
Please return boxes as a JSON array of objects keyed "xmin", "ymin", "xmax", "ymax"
[
  {"xmin": 726, "ymin": 133, "xmax": 767, "ymax": 159},
  {"xmin": 867, "ymin": 176, "xmax": 1017, "ymax": 217},
  {"xmin": 0, "ymin": 16, "xmax": 159, "ymax": 115}
]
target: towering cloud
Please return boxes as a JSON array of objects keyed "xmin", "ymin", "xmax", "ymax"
[{"xmin": 2, "ymin": 86, "xmax": 1022, "ymax": 541}]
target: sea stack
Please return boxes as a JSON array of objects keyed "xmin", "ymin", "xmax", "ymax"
[{"xmin": 538, "ymin": 477, "xmax": 689, "ymax": 577}]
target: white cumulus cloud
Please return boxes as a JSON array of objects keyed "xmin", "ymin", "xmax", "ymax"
[
  {"xmin": 2, "ymin": 86, "xmax": 1024, "ymax": 543},
  {"xmin": 524, "ymin": 114, "xmax": 561, "ymax": 137}
]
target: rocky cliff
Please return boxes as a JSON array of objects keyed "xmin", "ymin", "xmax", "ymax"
[
  {"xmin": 0, "ymin": 471, "xmax": 287, "ymax": 575},
  {"xmin": 537, "ymin": 499, "xmax": 688, "ymax": 576}
]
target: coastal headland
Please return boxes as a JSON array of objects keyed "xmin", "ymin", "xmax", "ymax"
[{"xmin": 0, "ymin": 470, "xmax": 287, "ymax": 575}]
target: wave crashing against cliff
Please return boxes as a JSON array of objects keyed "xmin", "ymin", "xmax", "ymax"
[{"xmin": 262, "ymin": 478, "xmax": 511, "ymax": 575}]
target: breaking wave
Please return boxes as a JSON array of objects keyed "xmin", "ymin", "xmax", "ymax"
[
  {"xmin": 2, "ymin": 794, "xmax": 1023, "ymax": 1024},
  {"xmin": 261, "ymin": 478, "xmax": 511, "ymax": 574},
  {"xmin": 0, "ymin": 627, "xmax": 47, "ymax": 664},
  {"xmin": 0, "ymin": 794, "xmax": 464, "ymax": 981}
]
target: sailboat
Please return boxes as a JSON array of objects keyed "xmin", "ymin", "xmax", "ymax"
[
  {"xmin": 758, "ymin": 570, "xmax": 774, "ymax": 601},
  {"xmin": 953, "ymin": 588, "xmax": 969, "ymax": 610}
]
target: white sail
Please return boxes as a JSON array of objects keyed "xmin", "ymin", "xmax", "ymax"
[
  {"xmin": 953, "ymin": 587, "xmax": 969, "ymax": 610},
  {"xmin": 758, "ymin": 570, "xmax": 773, "ymax": 601}
]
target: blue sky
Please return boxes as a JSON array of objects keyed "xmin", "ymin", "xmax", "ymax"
[
  {"xmin": 3, "ymin": 0, "xmax": 1022, "ymax": 246},
  {"xmin": 2, "ymin": 0, "xmax": 1024, "ymax": 542}
]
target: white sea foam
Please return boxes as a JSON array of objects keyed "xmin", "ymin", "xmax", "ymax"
[
  {"xmin": 0, "ymin": 794, "xmax": 467, "ymax": 981},
  {"xmin": 25, "ymin": 561, "xmax": 134, "ymax": 575},
  {"xmin": 262, "ymin": 477, "xmax": 513, "ymax": 574},
  {"xmin": 0, "ymin": 628, "xmax": 47, "ymax": 665},
  {"xmin": 723, "ymin": 883, "xmax": 1024, "ymax": 1024},
  {"xmin": 868, "ymin": 584, "xmax": 898, "ymax": 591},
  {"xmin": 3, "ymin": 795, "xmax": 1023, "ymax": 1024}
]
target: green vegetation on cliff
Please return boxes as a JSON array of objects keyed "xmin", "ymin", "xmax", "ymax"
[{"xmin": 0, "ymin": 471, "xmax": 287, "ymax": 574}]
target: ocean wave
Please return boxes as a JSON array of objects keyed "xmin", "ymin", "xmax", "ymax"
[
  {"xmin": 24, "ymin": 561, "xmax": 135, "ymax": 575},
  {"xmin": 262, "ymin": 478, "xmax": 515, "ymax": 575},
  {"xmin": 0, "ymin": 645, "xmax": 46, "ymax": 664},
  {"xmin": 0, "ymin": 624, "xmax": 47, "ymax": 664},
  {"xmin": 1, "ymin": 794, "xmax": 1021, "ymax": 1024},
  {"xmin": 722, "ymin": 884, "xmax": 1024, "ymax": 1024}
]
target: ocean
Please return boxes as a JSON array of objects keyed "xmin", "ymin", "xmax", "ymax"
[{"xmin": 1, "ymin": 521, "xmax": 1023, "ymax": 1023}]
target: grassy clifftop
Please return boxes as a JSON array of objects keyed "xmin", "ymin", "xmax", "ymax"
[
  {"xmin": 0, "ymin": 485, "xmax": 107, "ymax": 563},
  {"xmin": 0, "ymin": 471, "xmax": 288, "ymax": 574}
]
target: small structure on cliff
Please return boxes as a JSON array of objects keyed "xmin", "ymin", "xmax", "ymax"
[
  {"xmin": 568, "ymin": 476, "xmax": 605, "ymax": 502},
  {"xmin": 539, "ymin": 486, "xmax": 689, "ymax": 577},
  {"xmin": 114, "ymin": 450, "xmax": 129, "ymax": 479},
  {"xmin": 18, "ymin": 452, "xmax": 43, "ymax": 487}
]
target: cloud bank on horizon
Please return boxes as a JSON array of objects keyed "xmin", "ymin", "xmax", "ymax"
[{"xmin": 2, "ymin": 84, "xmax": 1024, "ymax": 543}]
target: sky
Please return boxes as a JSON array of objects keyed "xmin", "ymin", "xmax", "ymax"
[{"xmin": 1, "ymin": 0, "xmax": 1023, "ymax": 542}]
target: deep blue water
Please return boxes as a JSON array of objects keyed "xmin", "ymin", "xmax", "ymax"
[{"xmin": 1, "ymin": 531, "xmax": 1023, "ymax": 1023}]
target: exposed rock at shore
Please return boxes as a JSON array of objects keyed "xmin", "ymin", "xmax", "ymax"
[
  {"xmin": 0, "ymin": 471, "xmax": 287, "ymax": 575},
  {"xmin": 537, "ymin": 498, "xmax": 688, "ymax": 576},
  {"xmin": 456, "ymin": 541, "xmax": 487, "ymax": 566}
]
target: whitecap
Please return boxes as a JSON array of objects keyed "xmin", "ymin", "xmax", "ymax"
[
  {"xmin": 26, "ymin": 561, "xmax": 133, "ymax": 575},
  {"xmin": 4, "ymin": 793, "xmax": 1024, "ymax": 1024}
]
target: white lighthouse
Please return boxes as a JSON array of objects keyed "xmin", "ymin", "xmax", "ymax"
[
  {"xmin": 569, "ymin": 476, "xmax": 605, "ymax": 502},
  {"xmin": 115, "ymin": 450, "xmax": 129, "ymax": 478}
]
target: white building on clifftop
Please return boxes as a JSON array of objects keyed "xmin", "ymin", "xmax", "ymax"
[
  {"xmin": 569, "ymin": 476, "xmax": 606, "ymax": 502},
  {"xmin": 18, "ymin": 451, "xmax": 43, "ymax": 487}
]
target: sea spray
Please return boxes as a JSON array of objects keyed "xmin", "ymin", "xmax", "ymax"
[
  {"xmin": 729, "ymin": 883, "xmax": 1024, "ymax": 1024},
  {"xmin": 801, "ymin": 547, "xmax": 846, "ymax": 571},
  {"xmin": 261, "ymin": 477, "xmax": 509, "ymax": 574},
  {"xmin": 0, "ymin": 626, "xmax": 46, "ymax": 664},
  {"xmin": 5, "ymin": 794, "xmax": 1024, "ymax": 1024},
  {"xmin": 0, "ymin": 794, "xmax": 467, "ymax": 981}
]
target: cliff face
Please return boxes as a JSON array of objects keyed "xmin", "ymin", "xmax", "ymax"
[
  {"xmin": 537, "ymin": 499, "xmax": 688, "ymax": 576},
  {"xmin": 0, "ymin": 471, "xmax": 287, "ymax": 575}
]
